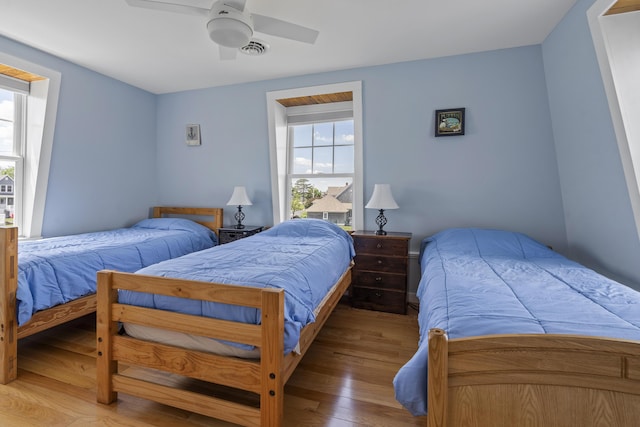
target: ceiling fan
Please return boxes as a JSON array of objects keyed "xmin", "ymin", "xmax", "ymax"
[{"xmin": 125, "ymin": 0, "xmax": 319, "ymax": 59}]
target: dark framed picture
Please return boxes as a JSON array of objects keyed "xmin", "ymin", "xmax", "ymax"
[{"xmin": 435, "ymin": 108, "xmax": 465, "ymax": 137}]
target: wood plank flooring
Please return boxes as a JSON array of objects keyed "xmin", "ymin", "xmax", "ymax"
[{"xmin": 2, "ymin": 303, "xmax": 426, "ymax": 426}]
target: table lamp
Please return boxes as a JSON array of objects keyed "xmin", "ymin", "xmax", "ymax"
[
  {"xmin": 365, "ymin": 184, "xmax": 399, "ymax": 235},
  {"xmin": 227, "ymin": 186, "xmax": 252, "ymax": 229}
]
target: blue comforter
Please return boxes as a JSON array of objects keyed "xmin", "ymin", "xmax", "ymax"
[
  {"xmin": 17, "ymin": 218, "xmax": 217, "ymax": 326},
  {"xmin": 394, "ymin": 228, "xmax": 640, "ymax": 416},
  {"xmin": 120, "ymin": 219, "xmax": 355, "ymax": 354}
]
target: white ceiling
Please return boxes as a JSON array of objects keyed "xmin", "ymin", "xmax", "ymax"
[{"xmin": 0, "ymin": 0, "xmax": 578, "ymax": 94}]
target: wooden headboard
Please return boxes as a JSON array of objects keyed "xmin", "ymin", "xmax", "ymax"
[{"xmin": 152, "ymin": 207, "xmax": 223, "ymax": 234}]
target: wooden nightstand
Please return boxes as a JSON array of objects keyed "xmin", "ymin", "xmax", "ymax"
[
  {"xmin": 350, "ymin": 230, "xmax": 412, "ymax": 314},
  {"xmin": 217, "ymin": 225, "xmax": 263, "ymax": 244}
]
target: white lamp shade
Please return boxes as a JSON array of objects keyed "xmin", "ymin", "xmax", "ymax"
[
  {"xmin": 365, "ymin": 184, "xmax": 399, "ymax": 210},
  {"xmin": 227, "ymin": 186, "xmax": 253, "ymax": 206}
]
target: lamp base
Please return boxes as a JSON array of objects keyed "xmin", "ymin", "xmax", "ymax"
[
  {"xmin": 234, "ymin": 206, "xmax": 245, "ymax": 229},
  {"xmin": 375, "ymin": 209, "xmax": 388, "ymax": 236}
]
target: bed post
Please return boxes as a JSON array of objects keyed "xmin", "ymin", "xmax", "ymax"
[
  {"xmin": 0, "ymin": 227, "xmax": 18, "ymax": 384},
  {"xmin": 427, "ymin": 328, "xmax": 448, "ymax": 427},
  {"xmin": 96, "ymin": 270, "xmax": 118, "ymax": 404},
  {"xmin": 260, "ymin": 288, "xmax": 285, "ymax": 427}
]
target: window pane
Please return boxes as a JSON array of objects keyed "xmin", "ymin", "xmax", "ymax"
[
  {"xmin": 0, "ymin": 159, "xmax": 15, "ymax": 225},
  {"xmin": 292, "ymin": 147, "xmax": 312, "ymax": 174},
  {"xmin": 334, "ymin": 145, "xmax": 354, "ymax": 174},
  {"xmin": 0, "ymin": 89, "xmax": 13, "ymax": 156},
  {"xmin": 0, "ymin": 122, "xmax": 13, "ymax": 155},
  {"xmin": 334, "ymin": 120, "xmax": 354, "ymax": 145},
  {"xmin": 290, "ymin": 177, "xmax": 353, "ymax": 228},
  {"xmin": 292, "ymin": 124, "xmax": 312, "ymax": 148},
  {"xmin": 313, "ymin": 146, "xmax": 333, "ymax": 174},
  {"xmin": 313, "ymin": 122, "xmax": 333, "ymax": 147},
  {"xmin": 0, "ymin": 89, "xmax": 13, "ymax": 121}
]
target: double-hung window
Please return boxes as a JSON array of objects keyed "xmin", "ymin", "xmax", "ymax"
[
  {"xmin": 287, "ymin": 112, "xmax": 354, "ymax": 227},
  {"xmin": 267, "ymin": 81, "xmax": 364, "ymax": 230},
  {"xmin": 0, "ymin": 86, "xmax": 25, "ymax": 226}
]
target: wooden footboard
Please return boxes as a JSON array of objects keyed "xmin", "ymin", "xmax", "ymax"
[
  {"xmin": 96, "ymin": 265, "xmax": 352, "ymax": 427},
  {"xmin": 0, "ymin": 207, "xmax": 223, "ymax": 385},
  {"xmin": 427, "ymin": 328, "xmax": 640, "ymax": 427},
  {"xmin": 0, "ymin": 226, "xmax": 18, "ymax": 383}
]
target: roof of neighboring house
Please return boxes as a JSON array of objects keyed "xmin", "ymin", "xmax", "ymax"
[
  {"xmin": 326, "ymin": 183, "xmax": 353, "ymax": 203},
  {"xmin": 306, "ymin": 195, "xmax": 351, "ymax": 213}
]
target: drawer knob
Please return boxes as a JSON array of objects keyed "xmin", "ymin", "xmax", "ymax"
[
  {"xmin": 377, "ymin": 259, "xmax": 383, "ymax": 265},
  {"xmin": 376, "ymin": 243, "xmax": 383, "ymax": 249},
  {"xmin": 375, "ymin": 276, "xmax": 382, "ymax": 281},
  {"xmin": 375, "ymin": 291, "xmax": 383, "ymax": 298}
]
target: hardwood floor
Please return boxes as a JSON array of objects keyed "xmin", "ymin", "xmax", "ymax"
[{"xmin": 2, "ymin": 303, "xmax": 426, "ymax": 426}]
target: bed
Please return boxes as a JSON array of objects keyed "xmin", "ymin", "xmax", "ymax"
[
  {"xmin": 0, "ymin": 206, "xmax": 223, "ymax": 384},
  {"xmin": 96, "ymin": 219, "xmax": 355, "ymax": 427},
  {"xmin": 393, "ymin": 228, "xmax": 640, "ymax": 427}
]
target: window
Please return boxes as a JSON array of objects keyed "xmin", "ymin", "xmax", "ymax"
[
  {"xmin": 267, "ymin": 81, "xmax": 364, "ymax": 230},
  {"xmin": 0, "ymin": 87, "xmax": 23, "ymax": 226},
  {"xmin": 288, "ymin": 117, "xmax": 355, "ymax": 227},
  {"xmin": 0, "ymin": 55, "xmax": 61, "ymax": 237}
]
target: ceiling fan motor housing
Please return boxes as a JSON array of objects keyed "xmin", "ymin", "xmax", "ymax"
[{"xmin": 207, "ymin": 5, "xmax": 253, "ymax": 48}]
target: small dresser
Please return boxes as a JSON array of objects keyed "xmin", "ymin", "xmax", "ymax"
[
  {"xmin": 217, "ymin": 225, "xmax": 263, "ymax": 244},
  {"xmin": 350, "ymin": 230, "xmax": 411, "ymax": 314}
]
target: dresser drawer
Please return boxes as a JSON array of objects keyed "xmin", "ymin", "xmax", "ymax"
[
  {"xmin": 351, "ymin": 287, "xmax": 406, "ymax": 314},
  {"xmin": 353, "ymin": 237, "xmax": 408, "ymax": 256},
  {"xmin": 218, "ymin": 226, "xmax": 263, "ymax": 244},
  {"xmin": 352, "ymin": 270, "xmax": 406, "ymax": 291},
  {"xmin": 354, "ymin": 254, "xmax": 407, "ymax": 273}
]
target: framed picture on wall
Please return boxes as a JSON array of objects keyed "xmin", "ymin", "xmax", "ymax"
[
  {"xmin": 186, "ymin": 124, "xmax": 201, "ymax": 146},
  {"xmin": 435, "ymin": 108, "xmax": 465, "ymax": 137}
]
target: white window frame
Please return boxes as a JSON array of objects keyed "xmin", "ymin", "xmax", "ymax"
[
  {"xmin": 588, "ymin": 1, "xmax": 640, "ymax": 239},
  {"xmin": 266, "ymin": 81, "xmax": 364, "ymax": 229},
  {"xmin": 0, "ymin": 53, "xmax": 61, "ymax": 238}
]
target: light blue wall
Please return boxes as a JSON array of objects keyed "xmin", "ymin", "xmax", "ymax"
[
  {"xmin": 542, "ymin": 0, "xmax": 640, "ymax": 290},
  {"xmin": 0, "ymin": 35, "xmax": 158, "ymax": 236},
  {"xmin": 157, "ymin": 46, "xmax": 567, "ymax": 259}
]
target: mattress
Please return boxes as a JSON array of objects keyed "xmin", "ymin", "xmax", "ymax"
[
  {"xmin": 17, "ymin": 218, "xmax": 217, "ymax": 325},
  {"xmin": 394, "ymin": 227, "xmax": 640, "ymax": 416},
  {"xmin": 120, "ymin": 219, "xmax": 356, "ymax": 354}
]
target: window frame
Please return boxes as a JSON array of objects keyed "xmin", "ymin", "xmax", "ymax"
[
  {"xmin": 0, "ymin": 53, "xmax": 61, "ymax": 238},
  {"xmin": 266, "ymin": 81, "xmax": 364, "ymax": 229}
]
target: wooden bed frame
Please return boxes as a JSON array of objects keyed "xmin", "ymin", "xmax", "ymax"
[
  {"xmin": 427, "ymin": 328, "xmax": 640, "ymax": 427},
  {"xmin": 96, "ymin": 263, "xmax": 353, "ymax": 427},
  {"xmin": 0, "ymin": 206, "xmax": 223, "ymax": 384}
]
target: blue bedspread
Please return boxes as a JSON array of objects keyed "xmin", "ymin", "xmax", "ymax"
[
  {"xmin": 120, "ymin": 219, "xmax": 355, "ymax": 354},
  {"xmin": 394, "ymin": 228, "xmax": 640, "ymax": 416},
  {"xmin": 17, "ymin": 218, "xmax": 217, "ymax": 326}
]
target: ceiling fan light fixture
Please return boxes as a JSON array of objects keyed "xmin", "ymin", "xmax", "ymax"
[{"xmin": 207, "ymin": 17, "xmax": 253, "ymax": 48}]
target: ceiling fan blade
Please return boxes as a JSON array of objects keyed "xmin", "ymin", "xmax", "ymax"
[
  {"xmin": 252, "ymin": 14, "xmax": 319, "ymax": 44},
  {"xmin": 125, "ymin": 0, "xmax": 209, "ymax": 17},
  {"xmin": 219, "ymin": 45, "xmax": 238, "ymax": 60}
]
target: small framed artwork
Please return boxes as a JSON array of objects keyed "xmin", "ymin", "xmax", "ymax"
[
  {"xmin": 186, "ymin": 124, "xmax": 201, "ymax": 146},
  {"xmin": 435, "ymin": 108, "xmax": 465, "ymax": 137}
]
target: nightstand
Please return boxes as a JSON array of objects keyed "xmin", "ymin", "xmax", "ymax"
[
  {"xmin": 217, "ymin": 225, "xmax": 263, "ymax": 244},
  {"xmin": 351, "ymin": 230, "xmax": 412, "ymax": 314}
]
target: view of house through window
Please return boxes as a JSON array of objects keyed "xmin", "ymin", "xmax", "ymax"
[
  {"xmin": 0, "ymin": 87, "xmax": 20, "ymax": 226},
  {"xmin": 288, "ymin": 119, "xmax": 354, "ymax": 229}
]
